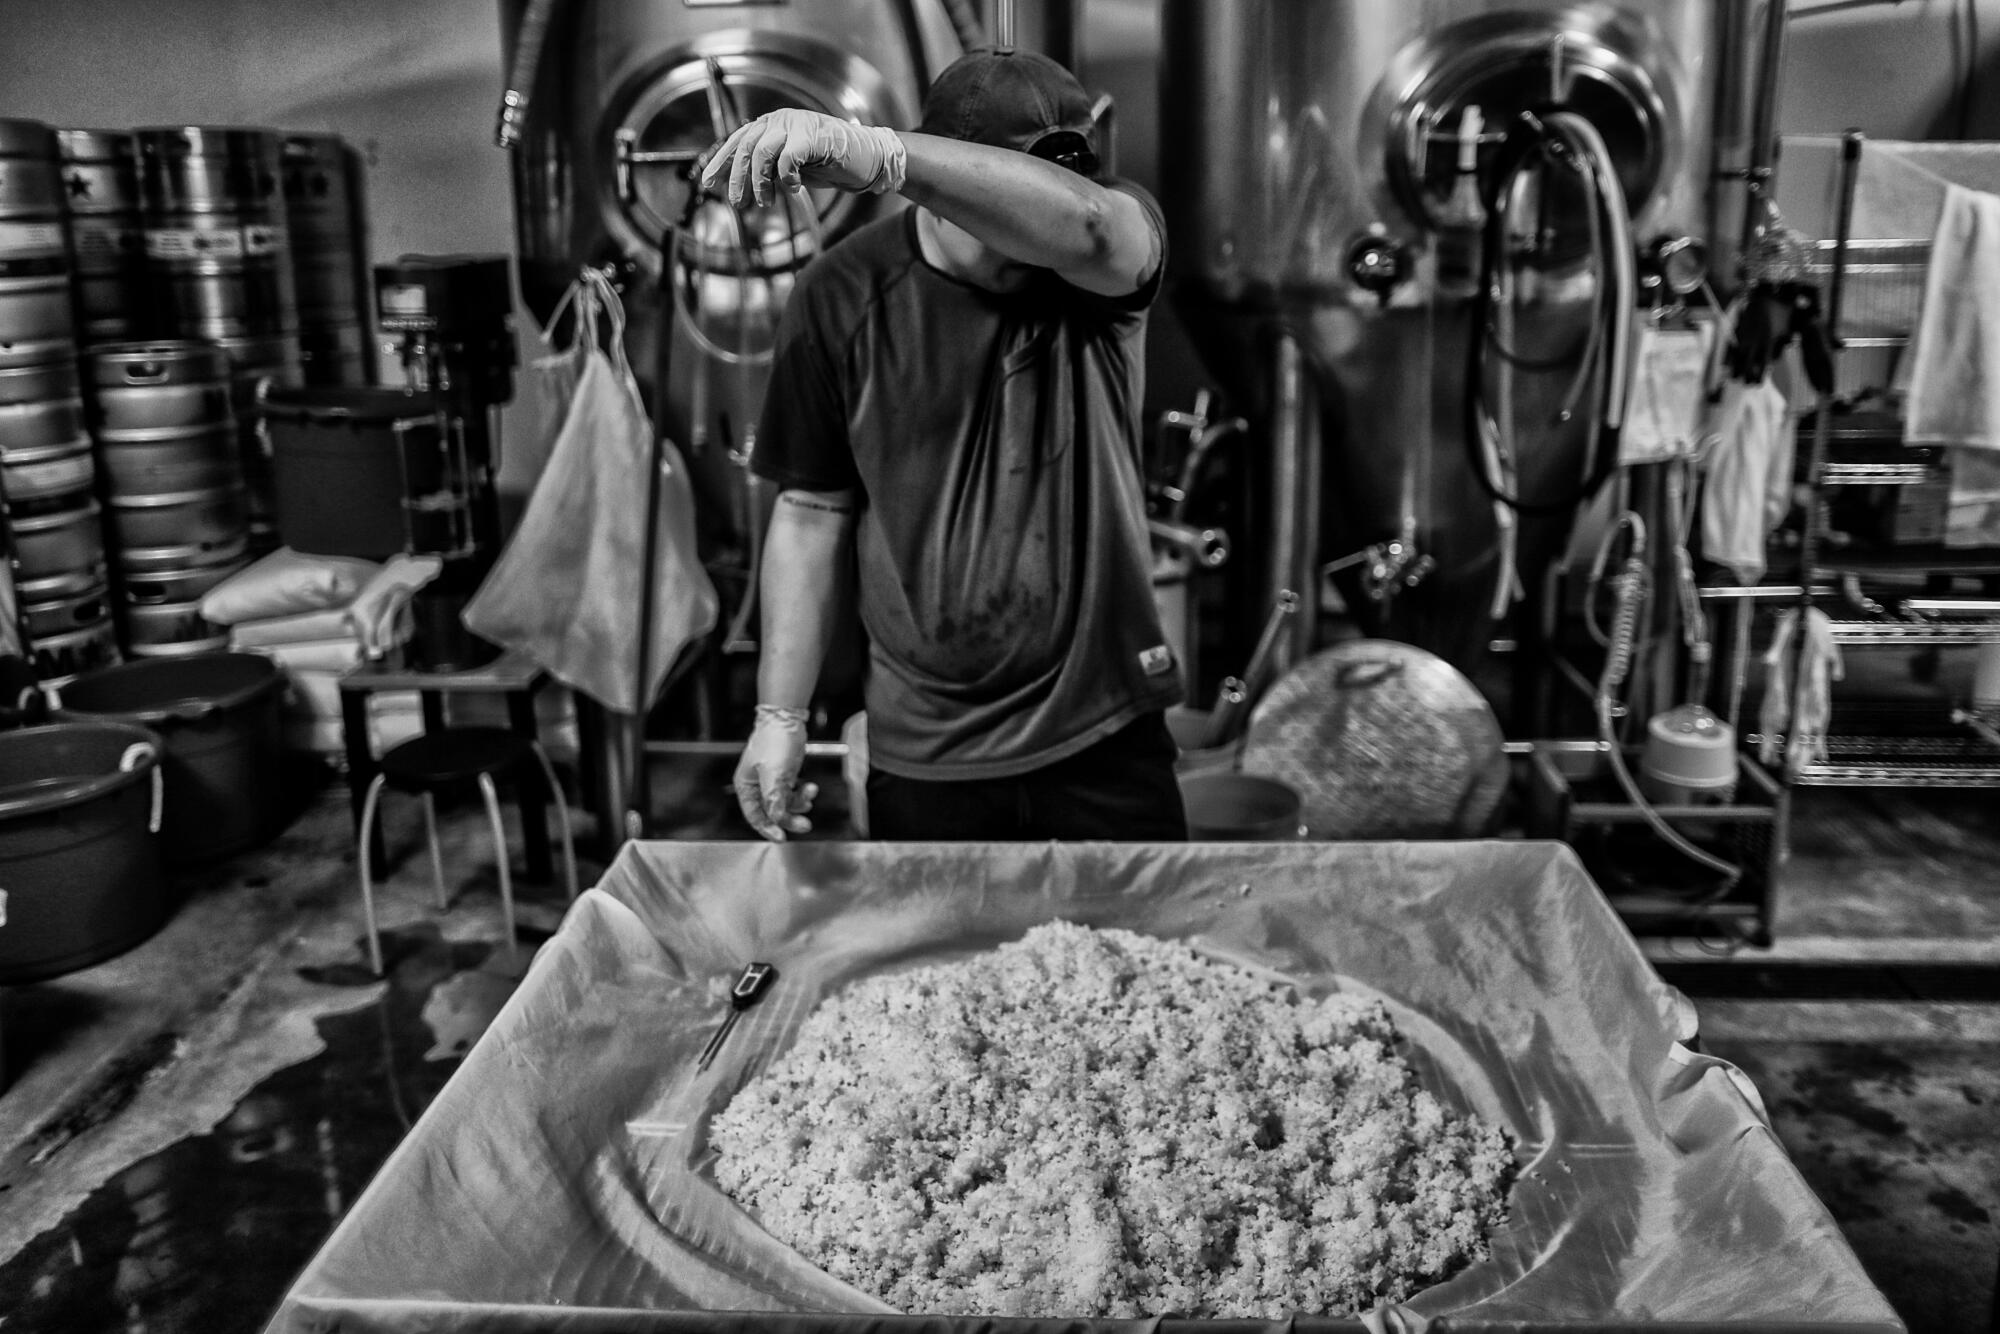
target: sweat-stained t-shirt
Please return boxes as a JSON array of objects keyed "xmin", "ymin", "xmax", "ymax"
[{"xmin": 749, "ymin": 182, "xmax": 1184, "ymax": 780}]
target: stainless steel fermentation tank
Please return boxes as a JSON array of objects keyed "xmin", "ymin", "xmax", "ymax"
[
  {"xmin": 1161, "ymin": 0, "xmax": 1761, "ymax": 678},
  {"xmin": 498, "ymin": 0, "xmax": 969, "ymax": 560}
]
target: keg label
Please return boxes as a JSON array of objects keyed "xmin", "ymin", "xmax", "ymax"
[
  {"xmin": 72, "ymin": 221, "xmax": 142, "ymax": 260},
  {"xmin": 242, "ymin": 224, "xmax": 288, "ymax": 255},
  {"xmin": 147, "ymin": 226, "xmax": 245, "ymax": 259},
  {"xmin": 0, "ymin": 220, "xmax": 66, "ymax": 257}
]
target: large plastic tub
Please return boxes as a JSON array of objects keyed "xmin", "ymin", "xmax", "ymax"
[
  {"xmin": 57, "ymin": 652, "xmax": 286, "ymax": 865},
  {"xmin": 268, "ymin": 840, "xmax": 1903, "ymax": 1333},
  {"xmin": 0, "ymin": 720, "xmax": 166, "ymax": 984}
]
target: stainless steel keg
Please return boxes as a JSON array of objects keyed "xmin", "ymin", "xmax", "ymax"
[
  {"xmin": 137, "ymin": 126, "xmax": 298, "ymax": 344},
  {"xmin": 0, "ymin": 119, "xmax": 75, "ymax": 369},
  {"xmin": 56, "ymin": 129, "xmax": 151, "ymax": 344}
]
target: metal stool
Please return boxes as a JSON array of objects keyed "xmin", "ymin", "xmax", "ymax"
[{"xmin": 356, "ymin": 725, "xmax": 578, "ymax": 974}]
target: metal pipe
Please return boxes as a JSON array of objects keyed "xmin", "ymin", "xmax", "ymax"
[
  {"xmin": 1267, "ymin": 329, "xmax": 1319, "ymax": 669},
  {"xmin": 495, "ymin": 0, "xmax": 561, "ymax": 150},
  {"xmin": 1148, "ymin": 518, "xmax": 1231, "ymax": 569},
  {"xmin": 994, "ymin": 0, "xmax": 1016, "ymax": 47},
  {"xmin": 1706, "ymin": 0, "xmax": 1752, "ymax": 289},
  {"xmin": 1738, "ymin": 0, "xmax": 1792, "ymax": 266}
]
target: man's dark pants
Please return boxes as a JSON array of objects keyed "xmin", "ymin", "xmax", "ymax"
[{"xmin": 866, "ymin": 712, "xmax": 1188, "ymax": 841}]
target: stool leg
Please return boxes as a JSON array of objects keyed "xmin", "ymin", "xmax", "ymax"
[
  {"xmin": 476, "ymin": 772, "xmax": 518, "ymax": 964},
  {"xmin": 421, "ymin": 792, "xmax": 449, "ymax": 911},
  {"xmin": 357, "ymin": 773, "xmax": 390, "ymax": 975},
  {"xmin": 507, "ymin": 689, "xmax": 552, "ymax": 880},
  {"xmin": 528, "ymin": 742, "xmax": 581, "ymax": 905}
]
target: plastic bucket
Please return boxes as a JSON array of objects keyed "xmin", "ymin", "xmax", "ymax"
[
  {"xmin": 0, "ymin": 720, "xmax": 166, "ymax": 984},
  {"xmin": 56, "ymin": 652, "xmax": 285, "ymax": 865},
  {"xmin": 1179, "ymin": 772, "xmax": 1306, "ymax": 842},
  {"xmin": 1166, "ymin": 704, "xmax": 1238, "ymax": 776},
  {"xmin": 262, "ymin": 385, "xmax": 446, "ymax": 559}
]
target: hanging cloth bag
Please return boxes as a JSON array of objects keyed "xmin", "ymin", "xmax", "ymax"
[{"xmin": 464, "ymin": 270, "xmax": 718, "ymax": 713}]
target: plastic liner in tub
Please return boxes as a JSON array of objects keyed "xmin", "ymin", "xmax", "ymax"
[
  {"xmin": 0, "ymin": 720, "xmax": 165, "ymax": 985},
  {"xmin": 56, "ymin": 651, "xmax": 285, "ymax": 865},
  {"xmin": 268, "ymin": 840, "xmax": 1903, "ymax": 1334}
]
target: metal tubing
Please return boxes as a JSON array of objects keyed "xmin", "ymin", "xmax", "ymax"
[
  {"xmin": 477, "ymin": 772, "xmax": 519, "ymax": 964},
  {"xmin": 421, "ymin": 792, "xmax": 449, "ymax": 911},
  {"xmin": 357, "ymin": 774, "xmax": 388, "ymax": 975},
  {"xmin": 1782, "ymin": 129, "xmax": 1862, "ymax": 775},
  {"xmin": 1268, "ymin": 330, "xmax": 1317, "ymax": 670},
  {"xmin": 528, "ymin": 741, "xmax": 582, "ymax": 905},
  {"xmin": 1737, "ymin": 0, "xmax": 1792, "ymax": 267},
  {"xmin": 495, "ymin": 0, "xmax": 560, "ymax": 149}
]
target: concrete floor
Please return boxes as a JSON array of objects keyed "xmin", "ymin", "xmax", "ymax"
[{"xmin": 0, "ymin": 750, "xmax": 1994, "ymax": 1332}]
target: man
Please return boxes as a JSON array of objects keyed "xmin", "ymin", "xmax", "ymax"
[{"xmin": 705, "ymin": 46, "xmax": 1186, "ymax": 842}]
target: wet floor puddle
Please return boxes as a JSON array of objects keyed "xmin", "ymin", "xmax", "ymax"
[{"xmin": 0, "ymin": 925, "xmax": 519, "ymax": 1334}]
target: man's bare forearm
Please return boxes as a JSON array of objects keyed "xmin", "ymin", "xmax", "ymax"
[
  {"xmin": 757, "ymin": 488, "xmax": 858, "ymax": 710},
  {"xmin": 897, "ymin": 132, "xmax": 1157, "ymax": 296}
]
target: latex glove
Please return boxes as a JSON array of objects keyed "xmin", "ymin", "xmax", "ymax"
[
  {"xmin": 733, "ymin": 704, "xmax": 819, "ymax": 841},
  {"xmin": 700, "ymin": 109, "xmax": 906, "ymax": 208}
]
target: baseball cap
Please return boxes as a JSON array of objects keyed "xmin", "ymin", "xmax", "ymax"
[{"xmin": 916, "ymin": 47, "xmax": 1100, "ymax": 177}]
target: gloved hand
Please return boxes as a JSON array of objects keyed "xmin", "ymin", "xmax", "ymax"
[
  {"xmin": 699, "ymin": 109, "xmax": 906, "ymax": 208},
  {"xmin": 733, "ymin": 704, "xmax": 819, "ymax": 841}
]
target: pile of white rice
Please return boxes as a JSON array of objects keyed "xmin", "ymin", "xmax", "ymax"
[{"xmin": 709, "ymin": 920, "xmax": 1513, "ymax": 1318}]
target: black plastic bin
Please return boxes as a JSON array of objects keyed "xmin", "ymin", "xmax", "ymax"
[
  {"xmin": 261, "ymin": 385, "xmax": 446, "ymax": 560},
  {"xmin": 0, "ymin": 720, "xmax": 167, "ymax": 984},
  {"xmin": 57, "ymin": 653, "xmax": 287, "ymax": 866}
]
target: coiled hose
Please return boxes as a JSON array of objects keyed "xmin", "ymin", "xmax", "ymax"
[
  {"xmin": 1592, "ymin": 513, "xmax": 1742, "ymax": 884},
  {"xmin": 1464, "ymin": 107, "xmax": 1637, "ymax": 515}
]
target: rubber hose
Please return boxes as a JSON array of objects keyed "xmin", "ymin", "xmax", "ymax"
[{"xmin": 1463, "ymin": 109, "xmax": 1633, "ymax": 514}]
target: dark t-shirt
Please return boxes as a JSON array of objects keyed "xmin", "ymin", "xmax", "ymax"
[{"xmin": 750, "ymin": 183, "xmax": 1183, "ymax": 779}]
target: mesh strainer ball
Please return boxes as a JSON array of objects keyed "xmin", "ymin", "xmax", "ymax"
[{"xmin": 1238, "ymin": 639, "xmax": 1509, "ymax": 840}]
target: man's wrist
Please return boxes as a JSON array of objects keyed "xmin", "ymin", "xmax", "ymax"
[
  {"xmin": 754, "ymin": 703, "xmax": 811, "ymax": 729},
  {"xmin": 856, "ymin": 125, "xmax": 907, "ymax": 195}
]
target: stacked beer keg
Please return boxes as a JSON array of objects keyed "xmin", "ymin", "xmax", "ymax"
[
  {"xmin": 55, "ymin": 129, "xmax": 152, "ymax": 345},
  {"xmin": 84, "ymin": 340, "xmax": 250, "ymax": 658},
  {"xmin": 137, "ymin": 126, "xmax": 303, "ymax": 552},
  {"xmin": 281, "ymin": 133, "xmax": 373, "ymax": 387},
  {"xmin": 0, "ymin": 119, "xmax": 120, "ymax": 686},
  {"xmin": 0, "ymin": 118, "xmax": 386, "ymax": 688}
]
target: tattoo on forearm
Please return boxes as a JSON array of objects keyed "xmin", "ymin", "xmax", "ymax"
[{"xmin": 780, "ymin": 493, "xmax": 856, "ymax": 515}]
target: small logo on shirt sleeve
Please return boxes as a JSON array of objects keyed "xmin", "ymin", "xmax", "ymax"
[{"xmin": 1138, "ymin": 644, "xmax": 1175, "ymax": 677}]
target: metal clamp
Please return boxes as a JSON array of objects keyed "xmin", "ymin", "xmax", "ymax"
[{"xmin": 1325, "ymin": 539, "xmax": 1435, "ymax": 601}]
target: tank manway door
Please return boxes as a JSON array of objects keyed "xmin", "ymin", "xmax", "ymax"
[
  {"xmin": 596, "ymin": 31, "xmax": 904, "ymax": 281},
  {"xmin": 1378, "ymin": 11, "xmax": 1680, "ymax": 238}
]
